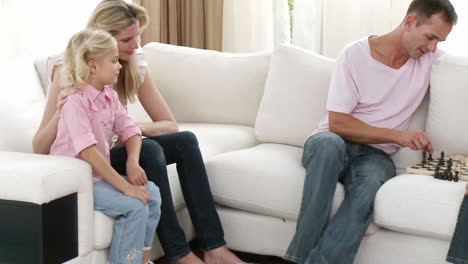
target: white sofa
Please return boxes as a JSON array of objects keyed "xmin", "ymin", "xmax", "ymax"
[{"xmin": 1, "ymin": 42, "xmax": 468, "ymax": 264}]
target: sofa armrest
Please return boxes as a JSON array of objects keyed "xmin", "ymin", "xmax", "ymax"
[{"xmin": 0, "ymin": 151, "xmax": 94, "ymax": 257}]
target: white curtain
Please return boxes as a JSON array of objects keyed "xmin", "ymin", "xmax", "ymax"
[
  {"xmin": 222, "ymin": 0, "xmax": 290, "ymax": 52},
  {"xmin": 0, "ymin": 0, "xmax": 99, "ymax": 60}
]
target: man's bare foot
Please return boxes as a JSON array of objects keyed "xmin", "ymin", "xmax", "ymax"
[
  {"xmin": 170, "ymin": 252, "xmax": 204, "ymax": 264},
  {"xmin": 204, "ymin": 246, "xmax": 245, "ymax": 264}
]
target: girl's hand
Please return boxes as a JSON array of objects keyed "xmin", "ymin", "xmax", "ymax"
[
  {"xmin": 57, "ymin": 88, "xmax": 77, "ymax": 111},
  {"xmin": 123, "ymin": 184, "xmax": 150, "ymax": 205},
  {"xmin": 126, "ymin": 161, "xmax": 148, "ymax": 186}
]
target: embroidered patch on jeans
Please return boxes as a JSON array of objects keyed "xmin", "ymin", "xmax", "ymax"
[{"xmin": 126, "ymin": 249, "xmax": 141, "ymax": 263}]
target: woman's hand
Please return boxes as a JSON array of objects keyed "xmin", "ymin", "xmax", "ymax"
[
  {"xmin": 126, "ymin": 160, "xmax": 148, "ymax": 186},
  {"xmin": 57, "ymin": 88, "xmax": 77, "ymax": 111},
  {"xmin": 123, "ymin": 184, "xmax": 150, "ymax": 204}
]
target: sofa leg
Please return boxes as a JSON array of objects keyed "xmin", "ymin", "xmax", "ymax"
[{"xmin": 0, "ymin": 193, "xmax": 78, "ymax": 264}]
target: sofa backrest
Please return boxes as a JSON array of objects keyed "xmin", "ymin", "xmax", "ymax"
[
  {"xmin": 254, "ymin": 45, "xmax": 336, "ymax": 147},
  {"xmin": 0, "ymin": 57, "xmax": 45, "ymax": 153},
  {"xmin": 139, "ymin": 42, "xmax": 271, "ymax": 127},
  {"xmin": 426, "ymin": 53, "xmax": 468, "ymax": 156}
]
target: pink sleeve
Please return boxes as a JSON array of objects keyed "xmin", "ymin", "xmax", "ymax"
[
  {"xmin": 326, "ymin": 50, "xmax": 359, "ymax": 114},
  {"xmin": 110, "ymin": 91, "xmax": 141, "ymax": 142},
  {"xmin": 61, "ymin": 96, "xmax": 97, "ymax": 155}
]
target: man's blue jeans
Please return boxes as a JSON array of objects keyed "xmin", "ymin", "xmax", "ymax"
[
  {"xmin": 447, "ymin": 195, "xmax": 468, "ymax": 264},
  {"xmin": 284, "ymin": 132, "xmax": 395, "ymax": 264},
  {"xmin": 93, "ymin": 177, "xmax": 161, "ymax": 264}
]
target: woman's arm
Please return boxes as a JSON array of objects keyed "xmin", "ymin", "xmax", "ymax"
[
  {"xmin": 136, "ymin": 68, "xmax": 179, "ymax": 137},
  {"xmin": 80, "ymin": 145, "xmax": 150, "ymax": 204},
  {"xmin": 33, "ymin": 66, "xmax": 64, "ymax": 154}
]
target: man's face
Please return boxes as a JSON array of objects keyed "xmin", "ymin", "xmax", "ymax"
[{"xmin": 404, "ymin": 12, "xmax": 453, "ymax": 59}]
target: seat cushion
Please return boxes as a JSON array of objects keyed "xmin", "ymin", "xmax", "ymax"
[
  {"xmin": 205, "ymin": 143, "xmax": 380, "ymax": 234},
  {"xmin": 374, "ymin": 174, "xmax": 466, "ymax": 240}
]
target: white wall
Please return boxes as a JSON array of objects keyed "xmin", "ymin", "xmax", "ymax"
[{"xmin": 0, "ymin": 0, "xmax": 99, "ymax": 60}]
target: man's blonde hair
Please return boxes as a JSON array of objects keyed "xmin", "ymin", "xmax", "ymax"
[
  {"xmin": 61, "ymin": 28, "xmax": 117, "ymax": 89},
  {"xmin": 87, "ymin": 0, "xmax": 149, "ymax": 104}
]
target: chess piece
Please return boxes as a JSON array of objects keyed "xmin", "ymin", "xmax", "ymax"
[
  {"xmin": 434, "ymin": 165, "xmax": 440, "ymax": 179},
  {"xmin": 441, "ymin": 151, "xmax": 445, "ymax": 160},
  {"xmin": 422, "ymin": 151, "xmax": 427, "ymax": 165},
  {"xmin": 448, "ymin": 170, "xmax": 453, "ymax": 181},
  {"xmin": 454, "ymin": 171, "xmax": 459, "ymax": 182},
  {"xmin": 428, "ymin": 153, "xmax": 433, "ymax": 161},
  {"xmin": 447, "ymin": 158, "xmax": 453, "ymax": 170}
]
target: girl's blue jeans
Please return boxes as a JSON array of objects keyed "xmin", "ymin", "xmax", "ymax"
[{"xmin": 93, "ymin": 176, "xmax": 161, "ymax": 264}]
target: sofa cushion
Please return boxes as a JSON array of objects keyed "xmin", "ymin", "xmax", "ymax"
[
  {"xmin": 426, "ymin": 54, "xmax": 468, "ymax": 156},
  {"xmin": 374, "ymin": 174, "xmax": 465, "ymax": 240},
  {"xmin": 0, "ymin": 57, "xmax": 45, "ymax": 152},
  {"xmin": 142, "ymin": 42, "xmax": 271, "ymax": 127},
  {"xmin": 205, "ymin": 143, "xmax": 380, "ymax": 234},
  {"xmin": 255, "ymin": 45, "xmax": 335, "ymax": 147}
]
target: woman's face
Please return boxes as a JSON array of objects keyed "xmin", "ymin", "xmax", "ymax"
[{"xmin": 113, "ymin": 21, "xmax": 140, "ymax": 61}]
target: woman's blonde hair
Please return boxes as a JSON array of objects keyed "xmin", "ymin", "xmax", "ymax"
[
  {"xmin": 61, "ymin": 28, "xmax": 117, "ymax": 89},
  {"xmin": 87, "ymin": 0, "xmax": 149, "ymax": 104}
]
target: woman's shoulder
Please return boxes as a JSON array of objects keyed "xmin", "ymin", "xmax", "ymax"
[{"xmin": 47, "ymin": 54, "xmax": 64, "ymax": 87}]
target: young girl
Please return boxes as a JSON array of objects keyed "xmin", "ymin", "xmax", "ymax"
[{"xmin": 50, "ymin": 28, "xmax": 161, "ymax": 264}]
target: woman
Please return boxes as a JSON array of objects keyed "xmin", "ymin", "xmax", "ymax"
[{"xmin": 33, "ymin": 1, "xmax": 244, "ymax": 264}]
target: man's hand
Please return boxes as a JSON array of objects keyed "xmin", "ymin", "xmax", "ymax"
[
  {"xmin": 126, "ymin": 160, "xmax": 148, "ymax": 186},
  {"xmin": 397, "ymin": 130, "xmax": 433, "ymax": 154}
]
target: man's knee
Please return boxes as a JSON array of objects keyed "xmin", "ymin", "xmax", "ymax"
[{"xmin": 303, "ymin": 132, "xmax": 346, "ymax": 165}]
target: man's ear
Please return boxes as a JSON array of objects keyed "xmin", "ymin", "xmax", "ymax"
[
  {"xmin": 404, "ymin": 13, "xmax": 418, "ymax": 31},
  {"xmin": 87, "ymin": 59, "xmax": 96, "ymax": 74}
]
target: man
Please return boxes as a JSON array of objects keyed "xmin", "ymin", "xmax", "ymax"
[{"xmin": 284, "ymin": 1, "xmax": 457, "ymax": 264}]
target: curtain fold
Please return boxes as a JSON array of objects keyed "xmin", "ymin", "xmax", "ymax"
[
  {"xmin": 222, "ymin": 0, "xmax": 290, "ymax": 53},
  {"xmin": 138, "ymin": 0, "xmax": 223, "ymax": 51}
]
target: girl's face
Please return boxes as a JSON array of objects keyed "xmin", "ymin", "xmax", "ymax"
[
  {"xmin": 94, "ymin": 48, "xmax": 122, "ymax": 85},
  {"xmin": 113, "ymin": 21, "xmax": 140, "ymax": 61}
]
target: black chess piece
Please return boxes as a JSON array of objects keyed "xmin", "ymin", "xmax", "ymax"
[
  {"xmin": 428, "ymin": 153, "xmax": 433, "ymax": 161},
  {"xmin": 443, "ymin": 169, "xmax": 449, "ymax": 180},
  {"xmin": 454, "ymin": 171, "xmax": 459, "ymax": 182},
  {"xmin": 447, "ymin": 158, "xmax": 453, "ymax": 170},
  {"xmin": 448, "ymin": 170, "xmax": 453, "ymax": 181},
  {"xmin": 422, "ymin": 151, "xmax": 427, "ymax": 164},
  {"xmin": 434, "ymin": 165, "xmax": 440, "ymax": 179},
  {"xmin": 441, "ymin": 151, "xmax": 445, "ymax": 160}
]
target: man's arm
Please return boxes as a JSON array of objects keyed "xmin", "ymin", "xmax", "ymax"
[{"xmin": 329, "ymin": 111, "xmax": 433, "ymax": 153}]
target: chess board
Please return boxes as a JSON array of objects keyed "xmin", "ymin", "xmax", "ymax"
[{"xmin": 407, "ymin": 154, "xmax": 468, "ymax": 181}]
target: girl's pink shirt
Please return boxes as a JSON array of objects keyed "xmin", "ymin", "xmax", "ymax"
[{"xmin": 50, "ymin": 84, "xmax": 141, "ymax": 182}]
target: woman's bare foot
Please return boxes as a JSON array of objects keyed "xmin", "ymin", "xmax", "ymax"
[
  {"xmin": 204, "ymin": 246, "xmax": 245, "ymax": 264},
  {"xmin": 170, "ymin": 252, "xmax": 205, "ymax": 264}
]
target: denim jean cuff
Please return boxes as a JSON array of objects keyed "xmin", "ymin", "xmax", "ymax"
[
  {"xmin": 200, "ymin": 240, "xmax": 226, "ymax": 252},
  {"xmin": 283, "ymin": 254, "xmax": 301, "ymax": 263},
  {"xmin": 447, "ymin": 256, "xmax": 468, "ymax": 264},
  {"xmin": 164, "ymin": 247, "xmax": 192, "ymax": 261}
]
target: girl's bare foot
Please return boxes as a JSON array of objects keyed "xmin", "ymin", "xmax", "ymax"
[
  {"xmin": 204, "ymin": 246, "xmax": 245, "ymax": 264},
  {"xmin": 170, "ymin": 252, "xmax": 205, "ymax": 264}
]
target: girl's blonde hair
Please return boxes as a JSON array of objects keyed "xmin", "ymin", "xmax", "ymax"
[
  {"xmin": 61, "ymin": 28, "xmax": 117, "ymax": 89},
  {"xmin": 87, "ymin": 0, "xmax": 149, "ymax": 104}
]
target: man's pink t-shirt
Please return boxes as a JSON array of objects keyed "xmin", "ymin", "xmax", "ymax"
[
  {"xmin": 314, "ymin": 36, "xmax": 444, "ymax": 154},
  {"xmin": 50, "ymin": 84, "xmax": 141, "ymax": 182}
]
